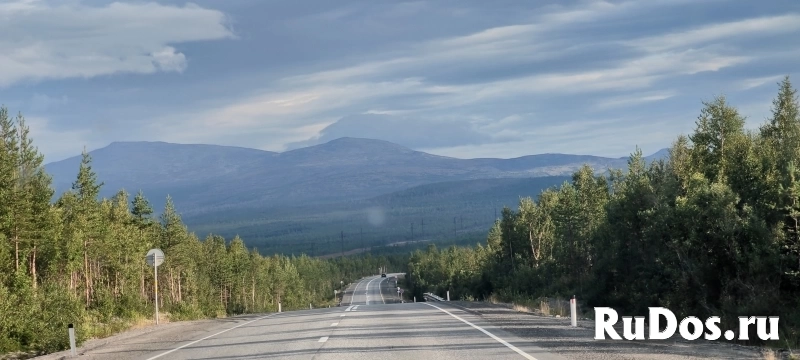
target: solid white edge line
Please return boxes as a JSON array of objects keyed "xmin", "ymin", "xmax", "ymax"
[
  {"xmin": 145, "ymin": 313, "xmax": 276, "ymax": 360},
  {"xmin": 424, "ymin": 303, "xmax": 539, "ymax": 360}
]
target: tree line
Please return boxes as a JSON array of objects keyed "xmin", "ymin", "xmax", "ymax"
[
  {"xmin": 0, "ymin": 107, "xmax": 405, "ymax": 356},
  {"xmin": 406, "ymin": 76, "xmax": 800, "ymax": 346}
]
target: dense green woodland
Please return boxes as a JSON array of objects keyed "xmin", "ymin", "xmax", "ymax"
[
  {"xmin": 407, "ymin": 77, "xmax": 800, "ymax": 346},
  {"xmin": 185, "ymin": 177, "xmax": 571, "ymax": 256},
  {"xmin": 0, "ymin": 108, "xmax": 407, "ymax": 356}
]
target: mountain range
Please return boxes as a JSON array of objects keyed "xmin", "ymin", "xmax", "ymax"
[
  {"xmin": 44, "ymin": 138, "xmax": 669, "ymax": 254},
  {"xmin": 45, "ymin": 137, "xmax": 668, "ymax": 215}
]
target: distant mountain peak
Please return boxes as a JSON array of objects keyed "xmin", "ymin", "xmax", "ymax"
[
  {"xmin": 283, "ymin": 136, "xmax": 419, "ymax": 156},
  {"xmin": 319, "ymin": 137, "xmax": 411, "ymax": 148}
]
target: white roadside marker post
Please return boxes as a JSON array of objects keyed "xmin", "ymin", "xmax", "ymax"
[
  {"xmin": 570, "ymin": 295, "xmax": 577, "ymax": 327},
  {"xmin": 447, "ymin": 291, "xmax": 450, "ymax": 301},
  {"xmin": 68, "ymin": 323, "xmax": 77, "ymax": 356},
  {"xmin": 279, "ymin": 303, "xmax": 282, "ymax": 313}
]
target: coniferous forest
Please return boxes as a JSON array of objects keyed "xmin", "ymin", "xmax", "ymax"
[
  {"xmin": 3, "ymin": 77, "xmax": 800, "ymax": 355},
  {"xmin": 0, "ymin": 106, "xmax": 406, "ymax": 355},
  {"xmin": 407, "ymin": 77, "xmax": 800, "ymax": 346}
]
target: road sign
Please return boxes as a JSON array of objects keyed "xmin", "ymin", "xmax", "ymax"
[
  {"xmin": 146, "ymin": 249, "xmax": 164, "ymax": 325},
  {"xmin": 146, "ymin": 249, "xmax": 164, "ymax": 267}
]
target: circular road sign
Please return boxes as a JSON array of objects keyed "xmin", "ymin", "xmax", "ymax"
[{"xmin": 146, "ymin": 249, "xmax": 165, "ymax": 267}]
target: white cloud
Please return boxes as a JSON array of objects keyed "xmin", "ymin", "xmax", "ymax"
[
  {"xmin": 738, "ymin": 75, "xmax": 786, "ymax": 91},
  {"xmin": 283, "ymin": 0, "xmax": 691, "ymax": 87},
  {"xmin": 25, "ymin": 116, "xmax": 94, "ymax": 162},
  {"xmin": 276, "ymin": 1, "xmax": 751, "ymax": 114},
  {"xmin": 151, "ymin": 46, "xmax": 188, "ymax": 73},
  {"xmin": 195, "ymin": 78, "xmax": 431, "ymax": 131},
  {"xmin": 419, "ymin": 118, "xmax": 672, "ymax": 159},
  {"xmin": 129, "ymin": 0, "xmax": 779, "ymax": 157},
  {"xmin": 0, "ymin": 0, "xmax": 234, "ymax": 87},
  {"xmin": 145, "ymin": 79, "xmax": 436, "ymax": 145},
  {"xmin": 623, "ymin": 14, "xmax": 800, "ymax": 53},
  {"xmin": 593, "ymin": 91, "xmax": 677, "ymax": 110},
  {"xmin": 28, "ymin": 93, "xmax": 69, "ymax": 112}
]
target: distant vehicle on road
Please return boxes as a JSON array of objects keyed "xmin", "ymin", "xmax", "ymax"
[{"xmin": 381, "ymin": 273, "xmax": 386, "ymax": 277}]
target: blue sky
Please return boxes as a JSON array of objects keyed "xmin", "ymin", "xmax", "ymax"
[{"xmin": 1, "ymin": 0, "xmax": 798, "ymax": 162}]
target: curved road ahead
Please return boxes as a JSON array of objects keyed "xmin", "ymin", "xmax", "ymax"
[{"xmin": 341, "ymin": 273, "xmax": 404, "ymax": 306}]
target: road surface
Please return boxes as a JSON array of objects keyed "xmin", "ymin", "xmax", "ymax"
[
  {"xmin": 35, "ymin": 274, "xmax": 763, "ymax": 360},
  {"xmin": 340, "ymin": 273, "xmax": 404, "ymax": 305}
]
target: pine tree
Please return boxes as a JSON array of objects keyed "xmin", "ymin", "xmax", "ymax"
[
  {"xmin": 131, "ymin": 190, "xmax": 154, "ymax": 229},
  {"xmin": 69, "ymin": 149, "xmax": 104, "ymax": 306},
  {"xmin": 689, "ymin": 95, "xmax": 747, "ymax": 182},
  {"xmin": 0, "ymin": 107, "xmax": 20, "ymax": 274},
  {"xmin": 14, "ymin": 113, "xmax": 54, "ymax": 289},
  {"xmin": 486, "ymin": 220, "xmax": 502, "ymax": 253}
]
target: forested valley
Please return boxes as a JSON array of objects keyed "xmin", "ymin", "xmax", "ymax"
[
  {"xmin": 0, "ymin": 107, "xmax": 408, "ymax": 356},
  {"xmin": 407, "ymin": 76, "xmax": 800, "ymax": 347},
  {"xmin": 4, "ymin": 77, "xmax": 800, "ymax": 356}
]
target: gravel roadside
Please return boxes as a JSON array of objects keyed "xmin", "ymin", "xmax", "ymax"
[{"xmin": 445, "ymin": 301, "xmax": 771, "ymax": 360}]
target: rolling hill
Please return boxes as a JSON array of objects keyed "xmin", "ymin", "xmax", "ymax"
[
  {"xmin": 44, "ymin": 138, "xmax": 669, "ymax": 255},
  {"xmin": 45, "ymin": 137, "xmax": 668, "ymax": 215}
]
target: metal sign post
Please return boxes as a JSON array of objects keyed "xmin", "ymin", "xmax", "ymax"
[{"xmin": 146, "ymin": 249, "xmax": 165, "ymax": 325}]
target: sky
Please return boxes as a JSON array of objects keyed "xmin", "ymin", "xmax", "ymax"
[{"xmin": 1, "ymin": 0, "xmax": 798, "ymax": 163}]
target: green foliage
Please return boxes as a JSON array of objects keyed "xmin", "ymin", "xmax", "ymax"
[
  {"xmin": 407, "ymin": 77, "xmax": 800, "ymax": 346},
  {"xmin": 184, "ymin": 176, "xmax": 571, "ymax": 256},
  {"xmin": 0, "ymin": 105, "xmax": 410, "ymax": 356}
]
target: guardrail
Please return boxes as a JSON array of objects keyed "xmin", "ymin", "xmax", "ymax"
[{"xmin": 423, "ymin": 292, "xmax": 445, "ymax": 301}]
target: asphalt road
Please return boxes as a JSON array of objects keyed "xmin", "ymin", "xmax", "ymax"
[
  {"xmin": 35, "ymin": 275, "xmax": 763, "ymax": 360},
  {"xmin": 38, "ymin": 274, "xmax": 565, "ymax": 360},
  {"xmin": 341, "ymin": 273, "xmax": 404, "ymax": 306}
]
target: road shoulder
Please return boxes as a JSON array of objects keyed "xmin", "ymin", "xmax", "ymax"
[
  {"xmin": 441, "ymin": 301, "xmax": 764, "ymax": 360},
  {"xmin": 31, "ymin": 314, "xmax": 269, "ymax": 360}
]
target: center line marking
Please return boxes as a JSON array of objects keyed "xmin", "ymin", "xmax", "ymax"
[
  {"xmin": 318, "ymin": 336, "xmax": 328, "ymax": 342},
  {"xmin": 364, "ymin": 277, "xmax": 377, "ymax": 305},
  {"xmin": 331, "ymin": 322, "xmax": 338, "ymax": 326},
  {"xmin": 379, "ymin": 277, "xmax": 386, "ymax": 304}
]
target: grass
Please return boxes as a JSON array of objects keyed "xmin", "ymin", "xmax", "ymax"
[
  {"xmin": 762, "ymin": 349, "xmax": 779, "ymax": 360},
  {"xmin": 484, "ymin": 293, "xmax": 578, "ymax": 318}
]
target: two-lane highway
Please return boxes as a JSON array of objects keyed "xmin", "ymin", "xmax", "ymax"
[
  {"xmin": 342, "ymin": 273, "xmax": 403, "ymax": 305},
  {"xmin": 38, "ymin": 274, "xmax": 565, "ymax": 360}
]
